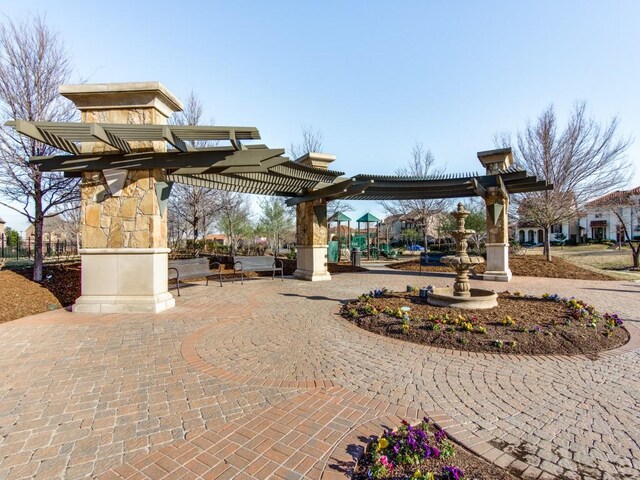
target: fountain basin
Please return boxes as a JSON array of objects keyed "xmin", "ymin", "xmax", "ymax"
[
  {"xmin": 427, "ymin": 287, "xmax": 498, "ymax": 309},
  {"xmin": 441, "ymin": 255, "xmax": 485, "ymax": 267}
]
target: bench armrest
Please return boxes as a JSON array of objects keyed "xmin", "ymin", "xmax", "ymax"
[
  {"xmin": 168, "ymin": 266, "xmax": 179, "ymax": 279},
  {"xmin": 211, "ymin": 262, "xmax": 223, "ymax": 272},
  {"xmin": 273, "ymin": 259, "xmax": 283, "ymax": 269},
  {"xmin": 233, "ymin": 260, "xmax": 243, "ymax": 272}
]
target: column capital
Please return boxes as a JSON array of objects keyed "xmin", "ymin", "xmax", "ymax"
[
  {"xmin": 60, "ymin": 81, "xmax": 183, "ymax": 119},
  {"xmin": 477, "ymin": 147, "xmax": 513, "ymax": 175}
]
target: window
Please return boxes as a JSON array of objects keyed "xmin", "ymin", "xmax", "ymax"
[{"xmin": 551, "ymin": 224, "xmax": 563, "ymax": 234}]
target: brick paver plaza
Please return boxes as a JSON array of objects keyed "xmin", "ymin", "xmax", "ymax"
[{"xmin": 0, "ymin": 267, "xmax": 638, "ymax": 479}]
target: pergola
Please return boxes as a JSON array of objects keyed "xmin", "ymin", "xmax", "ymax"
[
  {"xmin": 7, "ymin": 81, "xmax": 551, "ymax": 314},
  {"xmin": 9, "ymin": 121, "xmax": 547, "ymax": 201}
]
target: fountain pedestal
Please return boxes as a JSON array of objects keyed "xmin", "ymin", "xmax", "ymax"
[{"xmin": 427, "ymin": 203, "xmax": 497, "ymax": 310}]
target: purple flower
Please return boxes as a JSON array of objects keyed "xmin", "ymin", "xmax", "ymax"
[
  {"xmin": 435, "ymin": 429, "xmax": 446, "ymax": 443},
  {"xmin": 442, "ymin": 465, "xmax": 464, "ymax": 480},
  {"xmin": 431, "ymin": 446, "xmax": 441, "ymax": 458}
]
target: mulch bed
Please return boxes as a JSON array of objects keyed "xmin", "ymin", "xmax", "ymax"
[
  {"xmin": 0, "ymin": 270, "xmax": 63, "ymax": 324},
  {"xmin": 0, "ymin": 259, "xmax": 369, "ymax": 324},
  {"xmin": 342, "ymin": 292, "xmax": 628, "ymax": 356},
  {"xmin": 329, "ymin": 262, "xmax": 368, "ymax": 273},
  {"xmin": 387, "ymin": 255, "xmax": 617, "ymax": 281}
]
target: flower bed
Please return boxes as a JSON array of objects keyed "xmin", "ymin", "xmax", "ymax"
[
  {"xmin": 341, "ymin": 289, "xmax": 628, "ymax": 355},
  {"xmin": 353, "ymin": 418, "xmax": 516, "ymax": 480}
]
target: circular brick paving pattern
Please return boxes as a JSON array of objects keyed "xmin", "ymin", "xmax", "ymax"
[
  {"xmin": 193, "ymin": 269, "xmax": 640, "ymax": 479},
  {"xmin": 0, "ymin": 268, "xmax": 638, "ymax": 479}
]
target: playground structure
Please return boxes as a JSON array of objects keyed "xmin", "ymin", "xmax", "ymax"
[
  {"xmin": 327, "ymin": 212, "xmax": 351, "ymax": 262},
  {"xmin": 327, "ymin": 212, "xmax": 398, "ymax": 262},
  {"xmin": 356, "ymin": 213, "xmax": 379, "ymax": 260}
]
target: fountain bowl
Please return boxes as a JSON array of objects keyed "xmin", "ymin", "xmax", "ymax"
[{"xmin": 427, "ymin": 287, "xmax": 498, "ymax": 310}]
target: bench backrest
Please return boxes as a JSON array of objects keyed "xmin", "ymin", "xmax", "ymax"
[
  {"xmin": 168, "ymin": 257, "xmax": 210, "ymax": 279},
  {"xmin": 234, "ymin": 255, "xmax": 275, "ymax": 270}
]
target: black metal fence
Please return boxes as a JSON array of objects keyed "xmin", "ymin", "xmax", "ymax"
[{"xmin": 0, "ymin": 233, "xmax": 78, "ymax": 260}]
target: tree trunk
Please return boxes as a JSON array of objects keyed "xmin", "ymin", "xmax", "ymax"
[
  {"xmin": 423, "ymin": 228, "xmax": 429, "ymax": 255},
  {"xmin": 544, "ymin": 226, "xmax": 552, "ymax": 261},
  {"xmin": 33, "ymin": 177, "xmax": 44, "ymax": 282},
  {"xmin": 627, "ymin": 240, "xmax": 640, "ymax": 268},
  {"xmin": 613, "ymin": 211, "xmax": 639, "ymax": 269}
]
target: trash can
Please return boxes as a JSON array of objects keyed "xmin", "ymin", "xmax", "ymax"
[
  {"xmin": 420, "ymin": 251, "xmax": 429, "ymax": 266},
  {"xmin": 351, "ymin": 247, "xmax": 361, "ymax": 267}
]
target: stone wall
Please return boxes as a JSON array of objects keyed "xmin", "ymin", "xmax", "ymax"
[
  {"xmin": 485, "ymin": 189, "xmax": 509, "ymax": 244},
  {"xmin": 81, "ymin": 169, "xmax": 167, "ymax": 249},
  {"xmin": 296, "ymin": 199, "xmax": 328, "ymax": 246}
]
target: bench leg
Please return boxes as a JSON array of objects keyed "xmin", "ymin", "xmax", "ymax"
[
  {"xmin": 240, "ymin": 271, "xmax": 244, "ymax": 285},
  {"xmin": 218, "ymin": 271, "xmax": 223, "ymax": 287},
  {"xmin": 280, "ymin": 269, "xmax": 283, "ymax": 281},
  {"xmin": 176, "ymin": 279, "xmax": 180, "ymax": 297}
]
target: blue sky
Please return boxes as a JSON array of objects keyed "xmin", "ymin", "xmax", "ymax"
[{"xmin": 1, "ymin": 0, "xmax": 639, "ymax": 232}]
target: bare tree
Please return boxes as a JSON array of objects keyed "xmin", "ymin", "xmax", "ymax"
[
  {"xmin": 52, "ymin": 199, "xmax": 82, "ymax": 252},
  {"xmin": 289, "ymin": 125, "xmax": 353, "ymax": 217},
  {"xmin": 0, "ymin": 15, "xmax": 78, "ymax": 281},
  {"xmin": 168, "ymin": 92, "xmax": 217, "ymax": 247},
  {"xmin": 511, "ymin": 102, "xmax": 631, "ymax": 260},
  {"xmin": 289, "ymin": 124, "xmax": 324, "ymax": 160},
  {"xmin": 380, "ymin": 143, "xmax": 449, "ymax": 253},
  {"xmin": 593, "ymin": 188, "xmax": 640, "ymax": 268}
]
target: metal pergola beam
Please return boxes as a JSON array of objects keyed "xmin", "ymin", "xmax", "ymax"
[
  {"xmin": 10, "ymin": 120, "xmax": 80, "ymax": 155},
  {"xmin": 162, "ymin": 126, "xmax": 190, "ymax": 153},
  {"xmin": 90, "ymin": 124, "xmax": 131, "ymax": 153}
]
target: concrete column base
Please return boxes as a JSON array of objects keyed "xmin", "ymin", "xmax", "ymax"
[
  {"xmin": 72, "ymin": 248, "xmax": 175, "ymax": 313},
  {"xmin": 294, "ymin": 245, "xmax": 332, "ymax": 281},
  {"xmin": 482, "ymin": 243, "xmax": 512, "ymax": 282}
]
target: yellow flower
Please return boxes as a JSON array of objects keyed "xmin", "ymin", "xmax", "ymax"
[
  {"xmin": 425, "ymin": 473, "xmax": 435, "ymax": 480},
  {"xmin": 412, "ymin": 469, "xmax": 422, "ymax": 478},
  {"xmin": 377, "ymin": 437, "xmax": 389, "ymax": 450}
]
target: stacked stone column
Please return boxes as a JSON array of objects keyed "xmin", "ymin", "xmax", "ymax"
[
  {"xmin": 293, "ymin": 153, "xmax": 333, "ymax": 281},
  {"xmin": 478, "ymin": 148, "xmax": 513, "ymax": 282},
  {"xmin": 61, "ymin": 82, "xmax": 182, "ymax": 313}
]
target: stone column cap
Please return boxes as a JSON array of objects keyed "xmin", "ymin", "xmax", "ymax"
[
  {"xmin": 295, "ymin": 152, "xmax": 336, "ymax": 170},
  {"xmin": 60, "ymin": 81, "xmax": 183, "ymax": 117},
  {"xmin": 477, "ymin": 147, "xmax": 513, "ymax": 171}
]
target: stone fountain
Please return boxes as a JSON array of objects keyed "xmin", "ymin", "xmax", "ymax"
[{"xmin": 427, "ymin": 202, "xmax": 498, "ymax": 309}]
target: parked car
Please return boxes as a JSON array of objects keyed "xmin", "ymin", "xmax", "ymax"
[{"xmin": 407, "ymin": 244, "xmax": 425, "ymax": 251}]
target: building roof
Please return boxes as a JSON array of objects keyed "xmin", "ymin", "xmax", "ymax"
[
  {"xmin": 585, "ymin": 186, "xmax": 640, "ymax": 207},
  {"xmin": 0, "ymin": 217, "xmax": 5, "ymax": 224}
]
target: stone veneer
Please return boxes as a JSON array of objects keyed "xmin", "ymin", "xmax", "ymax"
[{"xmin": 81, "ymin": 169, "xmax": 167, "ymax": 249}]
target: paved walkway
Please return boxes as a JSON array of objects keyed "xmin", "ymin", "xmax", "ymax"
[{"xmin": 0, "ymin": 268, "xmax": 639, "ymax": 480}]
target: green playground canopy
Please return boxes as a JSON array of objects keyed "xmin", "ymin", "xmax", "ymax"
[
  {"xmin": 330, "ymin": 212, "xmax": 352, "ymax": 222},
  {"xmin": 356, "ymin": 213, "xmax": 380, "ymax": 223}
]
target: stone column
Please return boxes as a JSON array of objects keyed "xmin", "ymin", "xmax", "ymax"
[
  {"xmin": 60, "ymin": 82, "xmax": 183, "ymax": 313},
  {"xmin": 477, "ymin": 148, "xmax": 513, "ymax": 282},
  {"xmin": 293, "ymin": 153, "xmax": 334, "ymax": 281}
]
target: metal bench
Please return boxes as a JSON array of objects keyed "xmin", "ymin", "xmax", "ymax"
[
  {"xmin": 168, "ymin": 258, "xmax": 222, "ymax": 296},
  {"xmin": 232, "ymin": 255, "xmax": 284, "ymax": 285}
]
